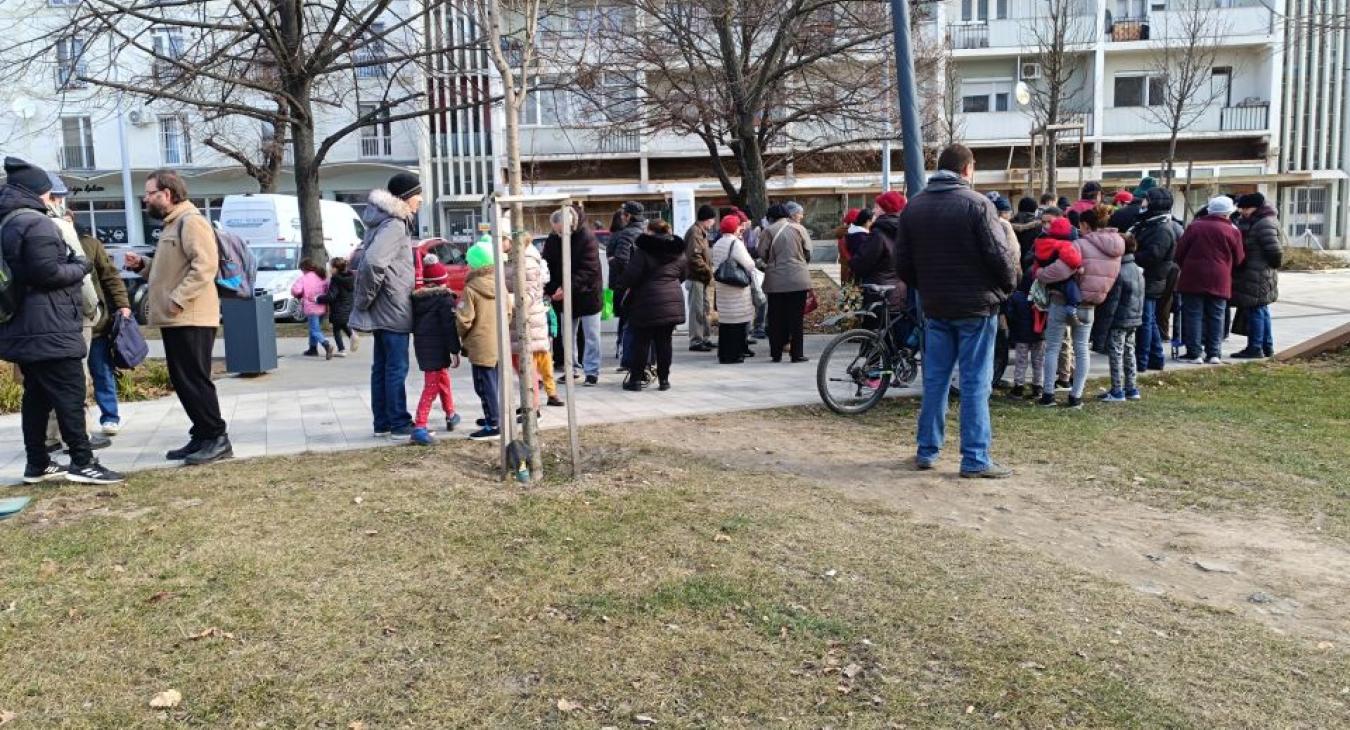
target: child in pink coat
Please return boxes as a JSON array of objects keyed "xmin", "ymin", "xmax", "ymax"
[{"xmin": 291, "ymin": 258, "xmax": 336, "ymax": 359}]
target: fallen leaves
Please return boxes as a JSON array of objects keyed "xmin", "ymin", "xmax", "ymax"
[
  {"xmin": 187, "ymin": 627, "xmax": 235, "ymax": 641},
  {"xmin": 353, "ymin": 496, "xmax": 365, "ymax": 505},
  {"xmin": 0, "ymin": 710, "xmax": 15, "ymax": 725},
  {"xmin": 556, "ymin": 698, "xmax": 583, "ymax": 713},
  {"xmin": 148, "ymin": 689, "xmax": 182, "ymax": 708},
  {"xmin": 37, "ymin": 560, "xmax": 59, "ymax": 580},
  {"xmin": 146, "ymin": 591, "xmax": 175, "ymax": 604},
  {"xmin": 348, "ymin": 722, "xmax": 366, "ymax": 730},
  {"xmin": 712, "ymin": 533, "xmax": 731, "ymax": 543},
  {"xmin": 634, "ymin": 714, "xmax": 657, "ymax": 725}
]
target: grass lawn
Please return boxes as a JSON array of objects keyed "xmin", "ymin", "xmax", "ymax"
[
  {"xmin": 1, "ymin": 356, "xmax": 1348, "ymax": 727},
  {"xmin": 141, "ymin": 322, "xmax": 312, "ymax": 340},
  {"xmin": 0, "ymin": 361, "xmax": 175, "ymax": 416}
]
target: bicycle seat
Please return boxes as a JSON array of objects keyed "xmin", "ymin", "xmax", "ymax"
[{"xmin": 863, "ymin": 284, "xmax": 897, "ymax": 294}]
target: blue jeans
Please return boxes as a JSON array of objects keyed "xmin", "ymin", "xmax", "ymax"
[
  {"xmin": 1246, "ymin": 305, "xmax": 1273, "ymax": 353},
  {"xmin": 87, "ymin": 334, "xmax": 119, "ymax": 424},
  {"xmin": 1136, "ymin": 297, "xmax": 1165, "ymax": 370},
  {"xmin": 472, "ymin": 364, "xmax": 500, "ymax": 429},
  {"xmin": 306, "ymin": 314, "xmax": 326, "ymax": 351},
  {"xmin": 917, "ymin": 314, "xmax": 998, "ymax": 473},
  {"xmin": 370, "ymin": 330, "xmax": 411, "ymax": 432},
  {"xmin": 1182, "ymin": 294, "xmax": 1226, "ymax": 358},
  {"xmin": 573, "ymin": 313, "xmax": 601, "ymax": 377},
  {"xmin": 619, "ymin": 322, "xmax": 637, "ymax": 370},
  {"xmin": 1042, "ymin": 302, "xmax": 1092, "ymax": 398}
]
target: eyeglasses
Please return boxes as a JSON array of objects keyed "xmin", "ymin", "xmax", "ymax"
[{"xmin": 143, "ymin": 188, "xmax": 165, "ymax": 199}]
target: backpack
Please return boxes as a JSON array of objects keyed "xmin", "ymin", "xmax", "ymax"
[
  {"xmin": 108, "ymin": 312, "xmax": 149, "ymax": 369},
  {"xmin": 176, "ymin": 215, "xmax": 257, "ymax": 298},
  {"xmin": 0, "ymin": 209, "xmax": 38, "ymax": 325}
]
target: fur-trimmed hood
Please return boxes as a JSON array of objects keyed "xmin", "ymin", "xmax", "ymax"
[
  {"xmin": 363, "ymin": 188, "xmax": 414, "ymax": 227},
  {"xmin": 635, "ymin": 231, "xmax": 684, "ymax": 260},
  {"xmin": 412, "ymin": 284, "xmax": 455, "ymax": 301}
]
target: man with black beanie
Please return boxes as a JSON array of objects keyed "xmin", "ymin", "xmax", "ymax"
[
  {"xmin": 684, "ymin": 204, "xmax": 717, "ymax": 351},
  {"xmin": 0, "ymin": 157, "xmax": 123, "ymax": 484}
]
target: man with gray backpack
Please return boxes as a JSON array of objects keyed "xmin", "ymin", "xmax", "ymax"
[{"xmin": 0, "ymin": 157, "xmax": 123, "ymax": 484}]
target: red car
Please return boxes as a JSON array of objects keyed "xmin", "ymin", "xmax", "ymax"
[{"xmin": 415, "ymin": 237, "xmax": 470, "ymax": 293}]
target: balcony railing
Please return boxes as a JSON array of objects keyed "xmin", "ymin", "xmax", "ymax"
[
  {"xmin": 595, "ymin": 130, "xmax": 640, "ymax": 154},
  {"xmin": 1108, "ymin": 17, "xmax": 1148, "ymax": 42},
  {"xmin": 55, "ymin": 63, "xmax": 86, "ymax": 90},
  {"xmin": 948, "ymin": 23, "xmax": 989, "ymax": 50},
  {"xmin": 360, "ymin": 136, "xmax": 392, "ymax": 158},
  {"xmin": 59, "ymin": 144, "xmax": 96, "ymax": 170},
  {"xmin": 1221, "ymin": 103, "xmax": 1269, "ymax": 131}
]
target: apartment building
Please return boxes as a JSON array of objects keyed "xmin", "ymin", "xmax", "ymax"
[
  {"xmin": 423, "ymin": 0, "xmax": 1349, "ymax": 249},
  {"xmin": 0, "ymin": 0, "xmax": 421, "ymax": 245}
]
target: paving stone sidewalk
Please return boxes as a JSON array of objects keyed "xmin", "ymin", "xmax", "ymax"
[{"xmin": 2, "ymin": 270, "xmax": 1348, "ymax": 484}]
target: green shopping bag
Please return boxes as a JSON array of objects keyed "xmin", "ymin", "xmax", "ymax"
[{"xmin": 602, "ymin": 288, "xmax": 615, "ymax": 321}]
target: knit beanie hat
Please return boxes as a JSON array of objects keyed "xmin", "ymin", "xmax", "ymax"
[
  {"xmin": 466, "ymin": 242, "xmax": 494, "ymax": 270},
  {"xmin": 986, "ymin": 192, "xmax": 1011, "ymax": 213},
  {"xmin": 622, "ymin": 201, "xmax": 645, "ymax": 217},
  {"xmin": 696, "ymin": 204, "xmax": 717, "ymax": 222},
  {"xmin": 1134, "ymin": 176, "xmax": 1158, "ymax": 197},
  {"xmin": 1081, "ymin": 181, "xmax": 1102, "ymax": 198},
  {"xmin": 47, "ymin": 171, "xmax": 69, "ymax": 197},
  {"xmin": 387, "ymin": 171, "xmax": 421, "ymax": 200},
  {"xmin": 1017, "ymin": 197, "xmax": 1038, "ymax": 213},
  {"xmin": 842, "ymin": 207, "xmax": 861, "ymax": 225},
  {"xmin": 875, "ymin": 190, "xmax": 907, "ymax": 214},
  {"xmin": 1236, "ymin": 192, "xmax": 1266, "ymax": 210},
  {"xmin": 1046, "ymin": 217, "xmax": 1073, "ymax": 239},
  {"xmin": 784, "ymin": 201, "xmax": 804, "ymax": 217},
  {"xmin": 765, "ymin": 203, "xmax": 788, "ymax": 221},
  {"xmin": 719, "ymin": 214, "xmax": 741, "ymax": 236},
  {"xmin": 4, "ymin": 156, "xmax": 52, "ymax": 196},
  {"xmin": 1207, "ymin": 195, "xmax": 1236, "ymax": 217},
  {"xmin": 1113, "ymin": 190, "xmax": 1134, "ymax": 205},
  {"xmin": 420, "ymin": 252, "xmax": 448, "ymax": 288}
]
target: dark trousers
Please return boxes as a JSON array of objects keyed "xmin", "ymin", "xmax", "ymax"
[
  {"xmin": 766, "ymin": 290, "xmax": 807, "ymax": 360},
  {"xmin": 1136, "ymin": 297, "xmax": 1166, "ymax": 370},
  {"xmin": 718, "ymin": 322, "xmax": 748, "ymax": 364},
  {"xmin": 472, "ymin": 364, "xmax": 500, "ymax": 429},
  {"xmin": 20, "ymin": 358, "xmax": 92, "ymax": 468},
  {"xmin": 331, "ymin": 317, "xmax": 353, "ymax": 352},
  {"xmin": 630, "ymin": 324, "xmax": 676, "ymax": 380},
  {"xmin": 161, "ymin": 326, "xmax": 226, "ymax": 441},
  {"xmin": 1181, "ymin": 294, "xmax": 1227, "ymax": 359}
]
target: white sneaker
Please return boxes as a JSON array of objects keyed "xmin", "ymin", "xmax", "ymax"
[
  {"xmin": 101, "ymin": 418, "xmax": 122, "ymax": 436},
  {"xmin": 350, "ymin": 332, "xmax": 360, "ymax": 352},
  {"xmin": 1204, "ymin": 356, "xmax": 1222, "ymax": 365}
]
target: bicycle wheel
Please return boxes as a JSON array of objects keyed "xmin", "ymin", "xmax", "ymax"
[{"xmin": 817, "ymin": 329, "xmax": 892, "ymax": 415}]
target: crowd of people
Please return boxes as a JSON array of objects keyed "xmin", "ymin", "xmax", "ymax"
[{"xmin": 0, "ymin": 145, "xmax": 1286, "ymax": 483}]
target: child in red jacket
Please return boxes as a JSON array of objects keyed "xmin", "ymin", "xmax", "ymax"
[{"xmin": 1032, "ymin": 217, "xmax": 1084, "ymax": 308}]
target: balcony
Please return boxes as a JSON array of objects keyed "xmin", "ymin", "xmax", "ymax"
[
  {"xmin": 59, "ymin": 144, "xmax": 96, "ymax": 170},
  {"xmin": 1108, "ymin": 17, "xmax": 1149, "ymax": 42},
  {"xmin": 1220, "ymin": 102, "xmax": 1269, "ymax": 131},
  {"xmin": 946, "ymin": 15, "xmax": 1096, "ymax": 51},
  {"xmin": 1102, "ymin": 102, "xmax": 1268, "ymax": 136},
  {"xmin": 360, "ymin": 136, "xmax": 393, "ymax": 158},
  {"xmin": 955, "ymin": 110, "xmax": 1093, "ymax": 142},
  {"xmin": 520, "ymin": 127, "xmax": 642, "ymax": 157},
  {"xmin": 1142, "ymin": 6, "xmax": 1272, "ymax": 41}
]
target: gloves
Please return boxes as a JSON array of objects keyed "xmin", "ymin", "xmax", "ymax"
[{"xmin": 75, "ymin": 256, "xmax": 93, "ymax": 275}]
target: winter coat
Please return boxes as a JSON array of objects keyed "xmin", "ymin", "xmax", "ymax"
[
  {"xmin": 412, "ymin": 286, "xmax": 462, "ymax": 371},
  {"xmin": 505, "ymin": 243, "xmax": 550, "ymax": 354},
  {"xmin": 290, "ymin": 271, "xmax": 329, "ymax": 317},
  {"xmin": 1232, "ymin": 206, "xmax": 1283, "ymax": 308},
  {"xmin": 542, "ymin": 225, "xmax": 604, "ymax": 317},
  {"xmin": 895, "ymin": 170, "xmax": 1018, "ymax": 320},
  {"xmin": 1033, "ymin": 234, "xmax": 1084, "ymax": 306},
  {"xmin": 710, "ymin": 234, "xmax": 756, "ymax": 325},
  {"xmin": 456, "ymin": 268, "xmax": 513, "ymax": 367},
  {"xmin": 1004, "ymin": 290, "xmax": 1041, "ymax": 344},
  {"xmin": 606, "ymin": 218, "xmax": 645, "ymax": 314},
  {"xmin": 853, "ymin": 213, "xmax": 906, "ymax": 308},
  {"xmin": 144, "ymin": 201, "xmax": 220, "ymax": 328},
  {"xmin": 619, "ymin": 232, "xmax": 688, "ymax": 328},
  {"xmin": 1097, "ymin": 253, "xmax": 1145, "ymax": 330},
  {"xmin": 1176, "ymin": 214, "xmax": 1245, "ymax": 299},
  {"xmin": 1131, "ymin": 212, "xmax": 1182, "ymax": 299},
  {"xmin": 683, "ymin": 221, "xmax": 713, "ymax": 285},
  {"xmin": 1011, "ymin": 213, "xmax": 1041, "ymax": 269},
  {"xmin": 759, "ymin": 219, "xmax": 812, "ymax": 294},
  {"xmin": 350, "ymin": 189, "xmax": 416, "ymax": 334},
  {"xmin": 325, "ymin": 271, "xmax": 355, "ymax": 325},
  {"xmin": 1109, "ymin": 202, "xmax": 1143, "ymax": 232},
  {"xmin": 1075, "ymin": 229, "xmax": 1125, "ymax": 306},
  {"xmin": 79, "ymin": 232, "xmax": 131, "ymax": 337},
  {"xmin": 843, "ymin": 227, "xmax": 871, "ymax": 284},
  {"xmin": 0, "ymin": 184, "xmax": 88, "ymax": 363}
]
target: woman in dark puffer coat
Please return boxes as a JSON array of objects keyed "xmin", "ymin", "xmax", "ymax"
[
  {"xmin": 618, "ymin": 219, "xmax": 687, "ymax": 391},
  {"xmin": 1231, "ymin": 193, "xmax": 1283, "ymax": 358}
]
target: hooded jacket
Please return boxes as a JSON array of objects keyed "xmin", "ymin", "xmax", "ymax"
[
  {"xmin": 290, "ymin": 271, "xmax": 329, "ymax": 317},
  {"xmin": 456, "ymin": 268, "xmax": 513, "ymax": 367},
  {"xmin": 683, "ymin": 221, "xmax": 713, "ymax": 285},
  {"xmin": 78, "ymin": 231, "xmax": 131, "ymax": 337},
  {"xmin": 325, "ymin": 270, "xmax": 355, "ymax": 324},
  {"xmin": 1131, "ymin": 189, "xmax": 1182, "ymax": 299},
  {"xmin": 1097, "ymin": 253, "xmax": 1145, "ymax": 330},
  {"xmin": 759, "ymin": 218, "xmax": 813, "ymax": 293},
  {"xmin": 542, "ymin": 224, "xmax": 604, "ymax": 317},
  {"xmin": 620, "ymin": 231, "xmax": 688, "ymax": 328},
  {"xmin": 0, "ymin": 184, "xmax": 88, "ymax": 363},
  {"xmin": 1010, "ymin": 211, "xmax": 1041, "ymax": 269},
  {"xmin": 606, "ymin": 217, "xmax": 645, "ymax": 310},
  {"xmin": 1074, "ymin": 229, "xmax": 1125, "ymax": 305},
  {"xmin": 1176, "ymin": 214, "xmax": 1245, "ymax": 299},
  {"xmin": 412, "ymin": 285, "xmax": 462, "ymax": 371},
  {"xmin": 350, "ymin": 189, "xmax": 416, "ymax": 333},
  {"xmin": 505, "ymin": 243, "xmax": 550, "ymax": 354},
  {"xmin": 853, "ymin": 213, "xmax": 906, "ymax": 308},
  {"xmin": 1232, "ymin": 206, "xmax": 1282, "ymax": 308},
  {"xmin": 894, "ymin": 171, "xmax": 1017, "ymax": 320}
]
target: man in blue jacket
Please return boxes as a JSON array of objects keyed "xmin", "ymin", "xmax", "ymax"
[{"xmin": 0, "ymin": 157, "xmax": 122, "ymax": 484}]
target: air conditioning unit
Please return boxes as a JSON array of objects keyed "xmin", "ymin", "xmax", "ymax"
[
  {"xmin": 127, "ymin": 109, "xmax": 151, "ymax": 126},
  {"xmin": 1020, "ymin": 62, "xmax": 1042, "ymax": 81}
]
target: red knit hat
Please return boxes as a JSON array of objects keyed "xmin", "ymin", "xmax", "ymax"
[
  {"xmin": 1113, "ymin": 190, "xmax": 1134, "ymax": 205},
  {"xmin": 419, "ymin": 253, "xmax": 448, "ymax": 289},
  {"xmin": 842, "ymin": 207, "xmax": 861, "ymax": 225},
  {"xmin": 719, "ymin": 214, "xmax": 742, "ymax": 235},
  {"xmin": 1046, "ymin": 217, "xmax": 1073, "ymax": 239},
  {"xmin": 875, "ymin": 191, "xmax": 907, "ymax": 214}
]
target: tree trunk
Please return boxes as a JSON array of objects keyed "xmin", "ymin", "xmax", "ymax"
[
  {"xmin": 738, "ymin": 128, "xmax": 769, "ymax": 222},
  {"xmin": 1163, "ymin": 130, "xmax": 1180, "ymax": 188},
  {"xmin": 1046, "ymin": 128, "xmax": 1059, "ymax": 196},
  {"xmin": 289, "ymin": 106, "xmax": 328, "ymax": 265},
  {"xmin": 502, "ymin": 76, "xmax": 542, "ymax": 480}
]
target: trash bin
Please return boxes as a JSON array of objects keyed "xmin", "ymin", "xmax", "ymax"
[{"xmin": 221, "ymin": 297, "xmax": 278, "ymax": 375}]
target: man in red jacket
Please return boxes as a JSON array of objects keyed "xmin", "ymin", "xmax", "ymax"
[{"xmin": 1175, "ymin": 196, "xmax": 1245, "ymax": 364}]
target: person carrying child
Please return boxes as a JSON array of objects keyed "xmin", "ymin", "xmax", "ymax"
[
  {"xmin": 410, "ymin": 253, "xmax": 463, "ymax": 445},
  {"xmin": 291, "ymin": 258, "xmax": 335, "ymax": 359},
  {"xmin": 1095, "ymin": 236, "xmax": 1145, "ymax": 402},
  {"xmin": 457, "ymin": 242, "xmax": 513, "ymax": 441}
]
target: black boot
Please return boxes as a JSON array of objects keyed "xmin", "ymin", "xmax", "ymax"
[
  {"xmin": 166, "ymin": 438, "xmax": 205, "ymax": 461},
  {"xmin": 184, "ymin": 436, "xmax": 233, "ymax": 466},
  {"xmin": 622, "ymin": 375, "xmax": 643, "ymax": 392},
  {"xmin": 658, "ymin": 377, "xmax": 671, "ymax": 392}
]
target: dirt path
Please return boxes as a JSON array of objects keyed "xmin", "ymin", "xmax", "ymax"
[{"xmin": 616, "ymin": 414, "xmax": 1350, "ymax": 644}]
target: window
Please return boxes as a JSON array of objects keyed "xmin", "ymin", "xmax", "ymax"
[
  {"xmin": 151, "ymin": 26, "xmax": 184, "ymax": 59},
  {"xmin": 159, "ymin": 114, "xmax": 192, "ymax": 165},
  {"xmin": 356, "ymin": 22, "xmax": 387, "ymax": 78},
  {"xmin": 523, "ymin": 77, "xmax": 566, "ymax": 126},
  {"xmin": 960, "ymin": 80, "xmax": 1012, "ymax": 113},
  {"xmin": 1114, "ymin": 74, "xmax": 1164, "ymax": 106},
  {"xmin": 55, "ymin": 35, "xmax": 86, "ymax": 89},
  {"xmin": 1286, "ymin": 186, "xmax": 1327, "ymax": 238},
  {"xmin": 961, "ymin": 0, "xmax": 990, "ymax": 21},
  {"xmin": 1116, "ymin": 0, "xmax": 1146, "ymax": 18},
  {"xmin": 995, "ymin": 0, "xmax": 1009, "ymax": 20},
  {"xmin": 60, "ymin": 116, "xmax": 95, "ymax": 169},
  {"xmin": 358, "ymin": 103, "xmax": 392, "ymax": 157},
  {"xmin": 48, "ymin": 0, "xmax": 81, "ymax": 6}
]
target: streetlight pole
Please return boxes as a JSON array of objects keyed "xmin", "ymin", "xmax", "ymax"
[{"xmin": 889, "ymin": 0, "xmax": 927, "ymax": 195}]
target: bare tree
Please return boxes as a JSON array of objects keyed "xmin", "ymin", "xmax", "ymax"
[
  {"xmin": 541, "ymin": 0, "xmax": 896, "ymax": 220},
  {"xmin": 1142, "ymin": 1, "xmax": 1228, "ymax": 186},
  {"xmin": 0, "ymin": 0, "xmax": 471, "ymax": 262},
  {"xmin": 200, "ymin": 97, "xmax": 290, "ymax": 193},
  {"xmin": 929, "ymin": 38, "xmax": 963, "ymax": 148},
  {"xmin": 1023, "ymin": 0, "xmax": 1091, "ymax": 194}
]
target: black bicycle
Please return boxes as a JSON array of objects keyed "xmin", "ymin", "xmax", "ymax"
[{"xmin": 816, "ymin": 284, "xmax": 924, "ymax": 415}]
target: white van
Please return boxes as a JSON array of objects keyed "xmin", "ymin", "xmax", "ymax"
[{"xmin": 220, "ymin": 194, "xmax": 364, "ymax": 321}]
